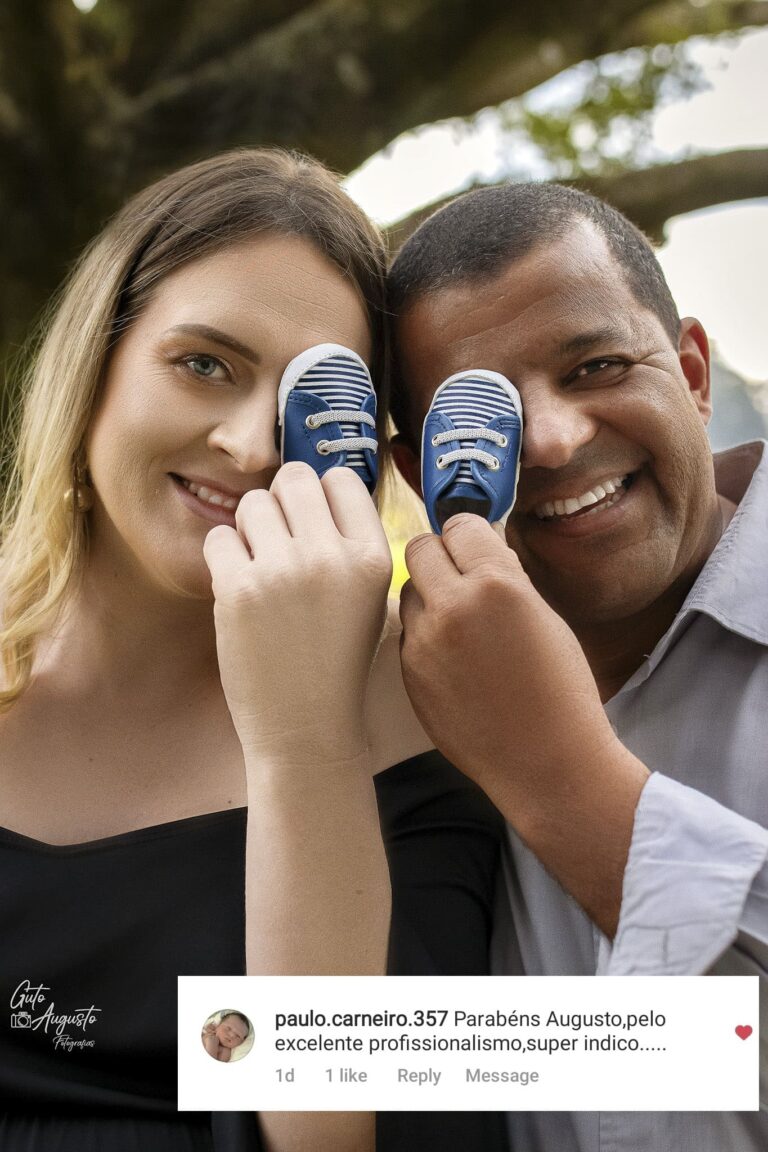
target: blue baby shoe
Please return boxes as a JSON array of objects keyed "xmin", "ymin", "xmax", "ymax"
[
  {"xmin": 278, "ymin": 343, "xmax": 378, "ymax": 493},
  {"xmin": 422, "ymin": 369, "xmax": 523, "ymax": 534}
]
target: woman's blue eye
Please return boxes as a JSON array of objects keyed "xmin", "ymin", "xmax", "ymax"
[{"xmin": 184, "ymin": 355, "xmax": 228, "ymax": 381}]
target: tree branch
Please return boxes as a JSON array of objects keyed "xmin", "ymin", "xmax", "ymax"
[
  {"xmin": 111, "ymin": 0, "xmax": 656, "ymax": 176},
  {"xmin": 2, "ymin": 0, "xmax": 767, "ymax": 393},
  {"xmin": 111, "ymin": 0, "xmax": 768, "ymax": 177},
  {"xmin": 402, "ymin": 0, "xmax": 768, "ymax": 125},
  {"xmin": 387, "ymin": 148, "xmax": 768, "ymax": 249},
  {"xmin": 579, "ymin": 148, "xmax": 768, "ymax": 239},
  {"xmin": 617, "ymin": 0, "xmax": 768, "ymax": 52},
  {"xmin": 91, "ymin": 0, "xmax": 313, "ymax": 93}
]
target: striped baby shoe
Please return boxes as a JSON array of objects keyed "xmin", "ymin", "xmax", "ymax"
[
  {"xmin": 421, "ymin": 369, "xmax": 523, "ymax": 534},
  {"xmin": 278, "ymin": 343, "xmax": 378, "ymax": 493}
]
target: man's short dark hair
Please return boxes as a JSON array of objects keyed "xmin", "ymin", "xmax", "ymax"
[{"xmin": 388, "ymin": 182, "xmax": 680, "ymax": 442}]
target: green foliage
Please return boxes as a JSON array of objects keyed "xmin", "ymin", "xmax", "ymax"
[{"xmin": 498, "ymin": 41, "xmax": 708, "ymax": 178}]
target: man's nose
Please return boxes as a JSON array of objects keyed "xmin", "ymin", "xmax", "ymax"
[
  {"xmin": 520, "ymin": 382, "xmax": 598, "ymax": 471},
  {"xmin": 208, "ymin": 393, "xmax": 282, "ymax": 477}
]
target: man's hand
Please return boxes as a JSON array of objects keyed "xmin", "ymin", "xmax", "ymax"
[{"xmin": 399, "ymin": 514, "xmax": 649, "ymax": 936}]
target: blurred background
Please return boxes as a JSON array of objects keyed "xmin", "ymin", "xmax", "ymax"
[{"xmin": 2, "ymin": 0, "xmax": 766, "ymax": 589}]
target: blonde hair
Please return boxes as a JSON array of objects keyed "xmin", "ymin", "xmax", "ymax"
[{"xmin": 0, "ymin": 148, "xmax": 388, "ymax": 708}]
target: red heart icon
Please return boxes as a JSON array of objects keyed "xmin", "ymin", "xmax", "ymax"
[{"xmin": 735, "ymin": 1025, "xmax": 752, "ymax": 1040}]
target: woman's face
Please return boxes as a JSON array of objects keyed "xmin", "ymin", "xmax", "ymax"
[{"xmin": 86, "ymin": 232, "xmax": 371, "ymax": 598}]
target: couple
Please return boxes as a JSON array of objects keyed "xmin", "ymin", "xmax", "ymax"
[{"xmin": 0, "ymin": 148, "xmax": 765, "ymax": 1152}]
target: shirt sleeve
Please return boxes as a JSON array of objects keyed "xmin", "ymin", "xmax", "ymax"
[{"xmin": 596, "ymin": 772, "xmax": 768, "ymax": 977}]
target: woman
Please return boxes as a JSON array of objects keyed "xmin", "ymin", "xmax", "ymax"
[{"xmin": 0, "ymin": 149, "xmax": 506, "ymax": 1151}]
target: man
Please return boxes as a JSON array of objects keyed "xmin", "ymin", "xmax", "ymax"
[{"xmin": 387, "ymin": 183, "xmax": 767, "ymax": 1151}]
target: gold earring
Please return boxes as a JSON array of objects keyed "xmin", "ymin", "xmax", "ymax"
[{"xmin": 64, "ymin": 459, "xmax": 94, "ymax": 512}]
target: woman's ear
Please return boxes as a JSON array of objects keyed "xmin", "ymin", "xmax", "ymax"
[{"xmin": 389, "ymin": 433, "xmax": 423, "ymax": 499}]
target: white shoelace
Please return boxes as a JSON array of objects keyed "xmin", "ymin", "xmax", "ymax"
[
  {"xmin": 431, "ymin": 426, "xmax": 507, "ymax": 470},
  {"xmin": 307, "ymin": 408, "xmax": 377, "ymax": 456}
]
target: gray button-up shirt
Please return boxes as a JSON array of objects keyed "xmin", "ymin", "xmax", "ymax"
[{"xmin": 493, "ymin": 440, "xmax": 768, "ymax": 1152}]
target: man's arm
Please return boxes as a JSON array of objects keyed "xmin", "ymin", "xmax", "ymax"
[
  {"xmin": 598, "ymin": 775, "xmax": 768, "ymax": 1108},
  {"xmin": 399, "ymin": 514, "xmax": 767, "ymax": 954},
  {"xmin": 399, "ymin": 513, "xmax": 648, "ymax": 937},
  {"xmin": 597, "ymin": 772, "xmax": 768, "ymax": 975}
]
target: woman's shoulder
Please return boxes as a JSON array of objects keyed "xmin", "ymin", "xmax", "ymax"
[{"xmin": 365, "ymin": 599, "xmax": 433, "ymax": 775}]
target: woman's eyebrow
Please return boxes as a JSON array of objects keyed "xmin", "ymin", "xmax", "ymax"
[{"xmin": 163, "ymin": 323, "xmax": 261, "ymax": 364}]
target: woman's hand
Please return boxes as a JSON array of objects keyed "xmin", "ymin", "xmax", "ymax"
[
  {"xmin": 205, "ymin": 463, "xmax": 392, "ymax": 1152},
  {"xmin": 203, "ymin": 462, "xmax": 392, "ymax": 765},
  {"xmin": 203, "ymin": 458, "xmax": 392, "ymax": 968}
]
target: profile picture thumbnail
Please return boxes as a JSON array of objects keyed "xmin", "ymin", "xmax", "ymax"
[{"xmin": 201, "ymin": 1009, "xmax": 254, "ymax": 1063}]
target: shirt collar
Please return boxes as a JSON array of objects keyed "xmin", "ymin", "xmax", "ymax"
[
  {"xmin": 617, "ymin": 440, "xmax": 768, "ymax": 695},
  {"xmin": 684, "ymin": 439, "xmax": 768, "ymax": 645}
]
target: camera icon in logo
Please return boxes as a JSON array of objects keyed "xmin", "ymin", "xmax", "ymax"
[{"xmin": 11, "ymin": 1011, "xmax": 32, "ymax": 1029}]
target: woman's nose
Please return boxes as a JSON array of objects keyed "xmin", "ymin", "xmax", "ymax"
[{"xmin": 207, "ymin": 394, "xmax": 282, "ymax": 477}]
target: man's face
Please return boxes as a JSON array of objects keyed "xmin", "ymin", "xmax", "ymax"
[{"xmin": 394, "ymin": 221, "xmax": 720, "ymax": 626}]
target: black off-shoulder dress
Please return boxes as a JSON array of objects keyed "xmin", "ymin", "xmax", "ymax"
[{"xmin": 0, "ymin": 751, "xmax": 509, "ymax": 1151}]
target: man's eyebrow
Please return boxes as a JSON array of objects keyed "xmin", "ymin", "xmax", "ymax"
[
  {"xmin": 163, "ymin": 324, "xmax": 261, "ymax": 364},
  {"xmin": 558, "ymin": 326, "xmax": 633, "ymax": 356}
]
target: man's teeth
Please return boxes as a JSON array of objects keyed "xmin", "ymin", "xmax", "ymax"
[
  {"xmin": 182, "ymin": 479, "xmax": 239, "ymax": 511},
  {"xmin": 535, "ymin": 476, "xmax": 628, "ymax": 520}
]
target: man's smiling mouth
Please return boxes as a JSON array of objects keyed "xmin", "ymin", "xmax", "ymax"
[{"xmin": 533, "ymin": 473, "xmax": 636, "ymax": 521}]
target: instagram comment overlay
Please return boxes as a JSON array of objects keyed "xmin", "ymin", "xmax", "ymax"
[{"xmin": 178, "ymin": 976, "xmax": 759, "ymax": 1112}]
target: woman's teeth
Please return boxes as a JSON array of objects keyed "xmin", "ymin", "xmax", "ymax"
[
  {"xmin": 181, "ymin": 478, "xmax": 239, "ymax": 511},
  {"xmin": 535, "ymin": 475, "xmax": 630, "ymax": 520}
]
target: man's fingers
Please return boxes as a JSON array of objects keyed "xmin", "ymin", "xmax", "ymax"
[
  {"xmin": 398, "ymin": 577, "xmax": 424, "ymax": 637},
  {"xmin": 440, "ymin": 512, "xmax": 519, "ymax": 576},
  {"xmin": 404, "ymin": 531, "xmax": 461, "ymax": 604}
]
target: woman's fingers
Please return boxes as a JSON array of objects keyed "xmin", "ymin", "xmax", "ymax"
[
  {"xmin": 206, "ymin": 463, "xmax": 389, "ymax": 586},
  {"xmin": 268, "ymin": 461, "xmax": 337, "ymax": 538},
  {"xmin": 321, "ymin": 467, "xmax": 389, "ymax": 547},
  {"xmin": 203, "ymin": 523, "xmax": 252, "ymax": 591},
  {"xmin": 236, "ymin": 462, "xmax": 388, "ymax": 551},
  {"xmin": 234, "ymin": 487, "xmax": 291, "ymax": 557}
]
